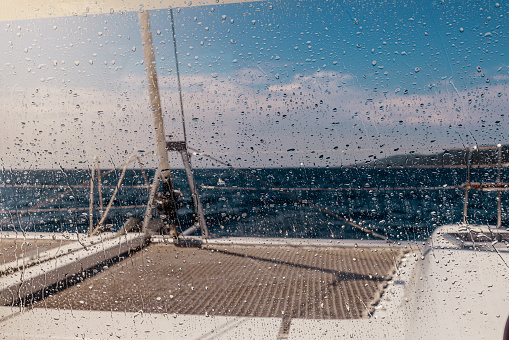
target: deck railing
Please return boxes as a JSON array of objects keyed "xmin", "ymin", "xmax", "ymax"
[{"xmin": 462, "ymin": 144, "xmax": 507, "ymax": 229}]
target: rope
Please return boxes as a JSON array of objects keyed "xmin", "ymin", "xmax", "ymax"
[{"xmin": 189, "ymin": 147, "xmax": 389, "ymax": 241}]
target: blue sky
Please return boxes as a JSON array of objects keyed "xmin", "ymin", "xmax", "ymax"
[{"xmin": 1, "ymin": 0, "xmax": 508, "ymax": 168}]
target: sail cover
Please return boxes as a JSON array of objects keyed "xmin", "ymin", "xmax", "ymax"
[{"xmin": 0, "ymin": 0, "xmax": 260, "ymax": 21}]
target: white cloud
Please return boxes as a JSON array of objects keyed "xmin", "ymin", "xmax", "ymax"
[
  {"xmin": 492, "ymin": 74, "xmax": 509, "ymax": 81},
  {"xmin": 268, "ymin": 71, "xmax": 353, "ymax": 92},
  {"xmin": 2, "ymin": 67, "xmax": 508, "ymax": 169}
]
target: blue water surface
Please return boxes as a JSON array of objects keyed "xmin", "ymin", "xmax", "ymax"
[{"xmin": 0, "ymin": 167, "xmax": 507, "ymax": 241}]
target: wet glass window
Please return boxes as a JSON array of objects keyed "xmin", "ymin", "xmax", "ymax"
[{"xmin": 0, "ymin": 1, "xmax": 508, "ymax": 339}]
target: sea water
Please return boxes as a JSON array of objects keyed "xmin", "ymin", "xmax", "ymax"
[{"xmin": 0, "ymin": 167, "xmax": 507, "ymax": 241}]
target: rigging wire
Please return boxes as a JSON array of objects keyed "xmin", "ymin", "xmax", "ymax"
[
  {"xmin": 0, "ymin": 154, "xmax": 151, "ymax": 229},
  {"xmin": 170, "ymin": 8, "xmax": 189, "ymax": 148},
  {"xmin": 0, "ymin": 168, "xmax": 116, "ymax": 227},
  {"xmin": 200, "ymin": 185, "xmax": 466, "ymax": 191},
  {"xmin": 188, "ymin": 147, "xmax": 389, "ymax": 241},
  {"xmin": 0, "ymin": 184, "xmax": 150, "ymax": 189},
  {"xmin": 1, "ymin": 205, "xmax": 148, "ymax": 214}
]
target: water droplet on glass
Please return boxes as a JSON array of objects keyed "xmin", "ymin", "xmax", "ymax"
[
  {"xmin": 211, "ymin": 73, "xmax": 218, "ymax": 78},
  {"xmin": 477, "ymin": 66, "xmax": 482, "ymax": 72},
  {"xmin": 252, "ymin": 20, "xmax": 256, "ymax": 25},
  {"xmin": 156, "ymin": 30, "xmax": 161, "ymax": 35},
  {"xmin": 460, "ymin": 27, "xmax": 464, "ymax": 33},
  {"xmin": 88, "ymin": 60, "xmax": 93, "ymax": 65},
  {"xmin": 372, "ymin": 60, "xmax": 377, "ymax": 66},
  {"xmin": 415, "ymin": 67, "xmax": 420, "ymax": 73},
  {"xmin": 74, "ymin": 61, "xmax": 80, "ymax": 66},
  {"xmin": 98, "ymin": 32, "xmax": 103, "ymax": 36},
  {"xmin": 110, "ymin": 8, "xmax": 114, "ymax": 14},
  {"xmin": 495, "ymin": 2, "xmax": 500, "ymax": 8},
  {"xmin": 132, "ymin": 46, "xmax": 136, "ymax": 52}
]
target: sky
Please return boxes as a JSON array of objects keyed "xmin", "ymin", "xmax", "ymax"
[{"xmin": 0, "ymin": 0, "xmax": 508, "ymax": 169}]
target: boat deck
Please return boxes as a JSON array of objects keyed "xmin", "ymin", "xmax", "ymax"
[
  {"xmin": 32, "ymin": 241, "xmax": 403, "ymax": 320},
  {"xmin": 0, "ymin": 237, "xmax": 73, "ymax": 264}
]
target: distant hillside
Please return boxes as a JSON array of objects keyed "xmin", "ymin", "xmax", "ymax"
[{"xmin": 365, "ymin": 145, "xmax": 509, "ymax": 168}]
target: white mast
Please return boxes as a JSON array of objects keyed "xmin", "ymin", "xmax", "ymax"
[{"xmin": 138, "ymin": 10, "xmax": 173, "ymax": 186}]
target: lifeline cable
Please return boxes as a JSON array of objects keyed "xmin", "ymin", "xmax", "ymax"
[{"xmin": 0, "ymin": 168, "xmax": 116, "ymax": 227}]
